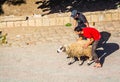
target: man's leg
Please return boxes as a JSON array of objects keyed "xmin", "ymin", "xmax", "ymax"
[{"xmin": 92, "ymin": 41, "xmax": 101, "ymax": 68}]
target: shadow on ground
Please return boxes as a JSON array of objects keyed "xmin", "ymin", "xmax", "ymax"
[
  {"xmin": 0, "ymin": 0, "xmax": 26, "ymax": 15},
  {"xmin": 97, "ymin": 31, "xmax": 119, "ymax": 66},
  {"xmin": 97, "ymin": 43, "xmax": 119, "ymax": 66},
  {"xmin": 36, "ymin": 0, "xmax": 120, "ymax": 16},
  {"xmin": 0, "ymin": 0, "xmax": 119, "ymax": 16}
]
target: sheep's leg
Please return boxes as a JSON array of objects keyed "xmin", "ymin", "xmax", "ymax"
[
  {"xmin": 87, "ymin": 60, "xmax": 94, "ymax": 66},
  {"xmin": 68, "ymin": 57, "xmax": 77, "ymax": 65},
  {"xmin": 87, "ymin": 57, "xmax": 94, "ymax": 66},
  {"xmin": 78, "ymin": 58, "xmax": 84, "ymax": 66},
  {"xmin": 66, "ymin": 56, "xmax": 71, "ymax": 59},
  {"xmin": 68, "ymin": 58, "xmax": 75, "ymax": 65},
  {"xmin": 89, "ymin": 56, "xmax": 93, "ymax": 61}
]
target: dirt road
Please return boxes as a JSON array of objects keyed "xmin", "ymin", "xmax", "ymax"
[{"xmin": 0, "ymin": 37, "xmax": 120, "ymax": 82}]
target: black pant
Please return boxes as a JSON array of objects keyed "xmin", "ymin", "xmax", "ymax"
[{"xmin": 92, "ymin": 40, "xmax": 100, "ymax": 63}]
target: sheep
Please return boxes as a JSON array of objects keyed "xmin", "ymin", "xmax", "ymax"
[{"xmin": 57, "ymin": 40, "xmax": 93, "ymax": 65}]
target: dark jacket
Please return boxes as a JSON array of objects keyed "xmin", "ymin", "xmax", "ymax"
[{"xmin": 75, "ymin": 12, "xmax": 87, "ymax": 28}]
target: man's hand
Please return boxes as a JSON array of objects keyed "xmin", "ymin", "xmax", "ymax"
[
  {"xmin": 83, "ymin": 44, "xmax": 88, "ymax": 49},
  {"xmin": 77, "ymin": 37, "xmax": 83, "ymax": 41},
  {"xmin": 83, "ymin": 38, "xmax": 94, "ymax": 49}
]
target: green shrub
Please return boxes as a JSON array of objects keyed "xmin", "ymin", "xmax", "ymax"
[{"xmin": 65, "ymin": 23, "xmax": 72, "ymax": 27}]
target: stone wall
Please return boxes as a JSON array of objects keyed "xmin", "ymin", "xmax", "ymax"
[
  {"xmin": 0, "ymin": 9, "xmax": 120, "ymax": 46},
  {"xmin": 0, "ymin": 9, "xmax": 120, "ymax": 27},
  {"xmin": 84, "ymin": 9, "xmax": 120, "ymax": 37},
  {"xmin": 0, "ymin": 9, "xmax": 120, "ymax": 28}
]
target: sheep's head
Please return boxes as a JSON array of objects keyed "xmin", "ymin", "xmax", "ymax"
[{"xmin": 57, "ymin": 45, "xmax": 67, "ymax": 53}]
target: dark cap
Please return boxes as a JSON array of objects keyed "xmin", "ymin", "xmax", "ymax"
[{"xmin": 71, "ymin": 10, "xmax": 78, "ymax": 18}]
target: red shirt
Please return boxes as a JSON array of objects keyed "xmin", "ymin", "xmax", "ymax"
[{"xmin": 82, "ymin": 27, "xmax": 101, "ymax": 40}]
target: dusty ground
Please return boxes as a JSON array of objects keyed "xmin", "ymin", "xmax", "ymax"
[
  {"xmin": 1, "ymin": 0, "xmax": 119, "ymax": 16},
  {"xmin": 0, "ymin": 37, "xmax": 120, "ymax": 82},
  {"xmin": 0, "ymin": 1, "xmax": 120, "ymax": 82},
  {"xmin": 1, "ymin": 0, "xmax": 42, "ymax": 16}
]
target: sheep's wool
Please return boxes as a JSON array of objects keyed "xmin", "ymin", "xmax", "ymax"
[{"xmin": 65, "ymin": 40, "xmax": 92, "ymax": 58}]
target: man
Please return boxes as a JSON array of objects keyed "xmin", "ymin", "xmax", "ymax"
[
  {"xmin": 71, "ymin": 10, "xmax": 89, "ymax": 28},
  {"xmin": 74, "ymin": 26, "xmax": 102, "ymax": 68}
]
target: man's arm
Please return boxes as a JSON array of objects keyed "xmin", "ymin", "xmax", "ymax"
[
  {"xmin": 84, "ymin": 22, "xmax": 89, "ymax": 27},
  {"xmin": 83, "ymin": 38, "xmax": 94, "ymax": 48},
  {"xmin": 73, "ymin": 19, "xmax": 78, "ymax": 27},
  {"xmin": 77, "ymin": 37, "xmax": 83, "ymax": 41},
  {"xmin": 81, "ymin": 14, "xmax": 89, "ymax": 27}
]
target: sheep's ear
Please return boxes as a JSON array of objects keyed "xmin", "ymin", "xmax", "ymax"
[
  {"xmin": 59, "ymin": 46, "xmax": 64, "ymax": 50},
  {"xmin": 63, "ymin": 47, "xmax": 66, "ymax": 52},
  {"xmin": 63, "ymin": 45, "xmax": 69, "ymax": 51},
  {"xmin": 57, "ymin": 46, "xmax": 64, "ymax": 53}
]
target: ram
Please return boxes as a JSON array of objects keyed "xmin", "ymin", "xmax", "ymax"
[{"xmin": 57, "ymin": 40, "xmax": 93, "ymax": 65}]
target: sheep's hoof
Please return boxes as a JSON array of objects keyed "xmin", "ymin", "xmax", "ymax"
[
  {"xmin": 87, "ymin": 60, "xmax": 94, "ymax": 66},
  {"xmin": 79, "ymin": 62, "xmax": 84, "ymax": 66},
  {"xmin": 79, "ymin": 61, "xmax": 84, "ymax": 66},
  {"xmin": 79, "ymin": 64, "xmax": 83, "ymax": 66},
  {"xmin": 67, "ymin": 56, "xmax": 70, "ymax": 59},
  {"xmin": 87, "ymin": 63, "xmax": 91, "ymax": 66},
  {"xmin": 68, "ymin": 62, "xmax": 72, "ymax": 65}
]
